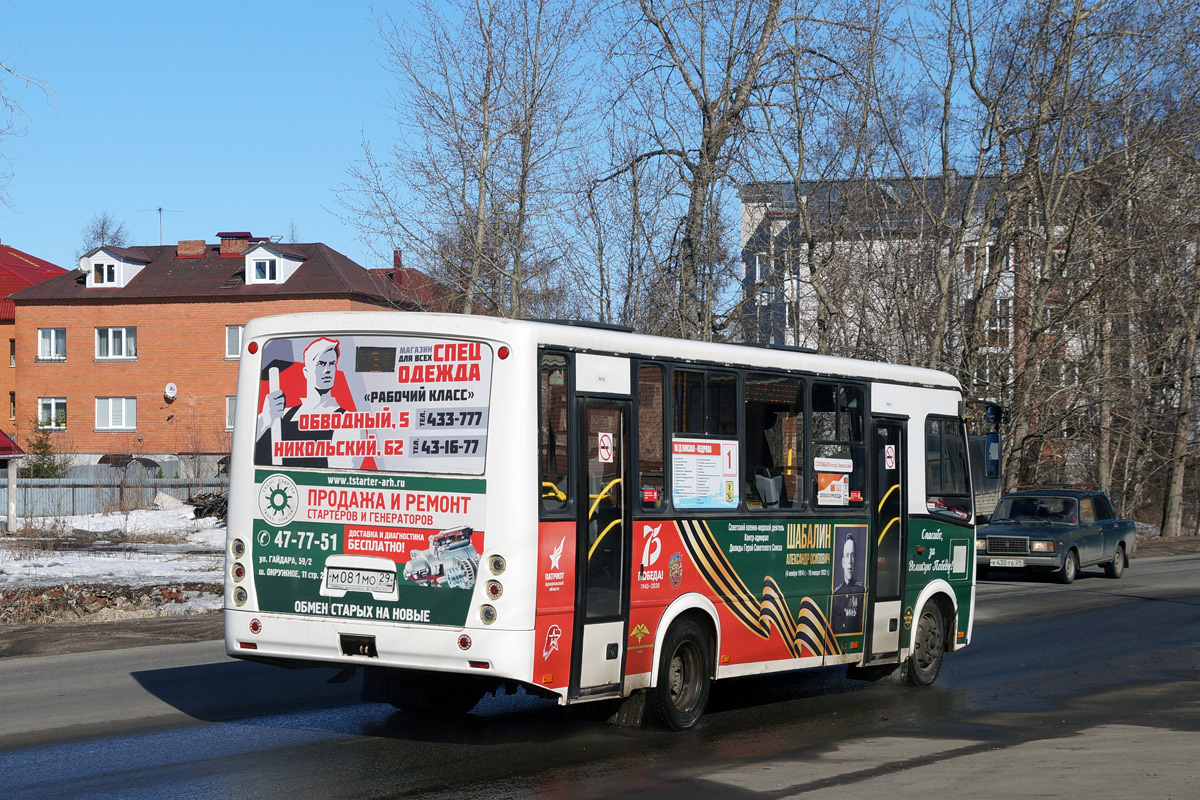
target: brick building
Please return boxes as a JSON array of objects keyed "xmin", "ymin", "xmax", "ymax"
[
  {"xmin": 10, "ymin": 232, "xmax": 439, "ymax": 475},
  {"xmin": 0, "ymin": 240, "xmax": 68, "ymax": 420}
]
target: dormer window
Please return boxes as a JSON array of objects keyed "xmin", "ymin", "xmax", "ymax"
[
  {"xmin": 243, "ymin": 244, "xmax": 304, "ymax": 285},
  {"xmin": 94, "ymin": 263, "xmax": 117, "ymax": 285},
  {"xmin": 255, "ymin": 259, "xmax": 278, "ymax": 281}
]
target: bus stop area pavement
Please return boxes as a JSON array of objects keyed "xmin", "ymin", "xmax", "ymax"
[{"xmin": 0, "ymin": 513, "xmax": 1197, "ymax": 660}]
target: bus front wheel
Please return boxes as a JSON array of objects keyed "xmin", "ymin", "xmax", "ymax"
[
  {"xmin": 646, "ymin": 619, "xmax": 712, "ymax": 731},
  {"xmin": 907, "ymin": 606, "xmax": 945, "ymax": 686}
]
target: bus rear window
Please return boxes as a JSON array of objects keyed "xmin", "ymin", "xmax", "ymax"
[{"xmin": 252, "ymin": 334, "xmax": 491, "ymax": 474}]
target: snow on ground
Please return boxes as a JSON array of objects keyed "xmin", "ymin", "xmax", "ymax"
[{"xmin": 0, "ymin": 508, "xmax": 226, "ymax": 596}]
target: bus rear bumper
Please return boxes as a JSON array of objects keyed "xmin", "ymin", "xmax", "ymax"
[{"xmin": 224, "ymin": 608, "xmax": 534, "ymax": 684}]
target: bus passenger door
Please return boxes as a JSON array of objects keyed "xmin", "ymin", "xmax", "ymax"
[
  {"xmin": 571, "ymin": 397, "xmax": 630, "ymax": 698},
  {"xmin": 867, "ymin": 418, "xmax": 906, "ymax": 660}
]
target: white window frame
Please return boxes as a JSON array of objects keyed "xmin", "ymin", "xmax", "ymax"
[
  {"xmin": 38, "ymin": 328, "xmax": 66, "ymax": 361},
  {"xmin": 254, "ymin": 258, "xmax": 278, "ymax": 282},
  {"xmin": 226, "ymin": 325, "xmax": 244, "ymax": 359},
  {"xmin": 38, "ymin": 397, "xmax": 67, "ymax": 429},
  {"xmin": 96, "ymin": 397, "xmax": 137, "ymax": 430},
  {"xmin": 96, "ymin": 326, "xmax": 137, "ymax": 360},
  {"xmin": 93, "ymin": 263, "xmax": 117, "ymax": 285},
  {"xmin": 226, "ymin": 396, "xmax": 237, "ymax": 430}
]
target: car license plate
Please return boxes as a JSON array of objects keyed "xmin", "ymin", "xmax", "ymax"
[
  {"xmin": 989, "ymin": 558, "xmax": 1025, "ymax": 568},
  {"xmin": 325, "ymin": 567, "xmax": 396, "ymax": 594}
]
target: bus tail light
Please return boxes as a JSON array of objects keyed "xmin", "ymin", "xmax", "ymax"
[
  {"xmin": 231, "ymin": 538, "xmax": 246, "ymax": 558},
  {"xmin": 485, "ymin": 580, "xmax": 503, "ymax": 599},
  {"xmin": 233, "ymin": 587, "xmax": 248, "ymax": 606},
  {"xmin": 458, "ymin": 634, "xmax": 472, "ymax": 650},
  {"xmin": 249, "ymin": 618, "xmax": 262, "ymax": 634},
  {"xmin": 488, "ymin": 554, "xmax": 506, "ymax": 575},
  {"xmin": 232, "ymin": 563, "xmax": 246, "ymax": 582},
  {"xmin": 480, "ymin": 605, "xmax": 497, "ymax": 625}
]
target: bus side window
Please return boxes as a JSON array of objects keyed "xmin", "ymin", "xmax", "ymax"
[
  {"xmin": 745, "ymin": 373, "xmax": 804, "ymax": 510},
  {"xmin": 638, "ymin": 364, "xmax": 666, "ymax": 510},
  {"xmin": 925, "ymin": 416, "xmax": 971, "ymax": 520},
  {"xmin": 811, "ymin": 382, "xmax": 866, "ymax": 508},
  {"xmin": 540, "ymin": 353, "xmax": 570, "ymax": 513}
]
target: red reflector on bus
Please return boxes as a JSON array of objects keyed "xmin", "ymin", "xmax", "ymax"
[
  {"xmin": 239, "ymin": 642, "xmax": 258, "ymax": 650},
  {"xmin": 247, "ymin": 341, "xmax": 259, "ymax": 355},
  {"xmin": 497, "ymin": 346, "xmax": 510, "ymax": 359},
  {"xmin": 468, "ymin": 661, "xmax": 490, "ymax": 670}
]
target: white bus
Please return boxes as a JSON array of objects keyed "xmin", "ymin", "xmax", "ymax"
[{"xmin": 225, "ymin": 312, "xmax": 976, "ymax": 729}]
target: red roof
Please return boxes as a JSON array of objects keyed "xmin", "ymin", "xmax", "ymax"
[
  {"xmin": 0, "ymin": 243, "xmax": 67, "ymax": 322},
  {"xmin": 0, "ymin": 429, "xmax": 24, "ymax": 457},
  {"xmin": 9, "ymin": 240, "xmax": 439, "ymax": 310}
]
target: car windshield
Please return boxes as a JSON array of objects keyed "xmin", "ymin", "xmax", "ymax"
[{"xmin": 992, "ymin": 496, "xmax": 1078, "ymax": 524}]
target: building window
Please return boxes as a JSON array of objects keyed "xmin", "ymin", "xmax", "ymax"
[
  {"xmin": 8, "ymin": 338, "xmax": 14, "ymax": 367},
  {"xmin": 254, "ymin": 259, "xmax": 277, "ymax": 281},
  {"xmin": 985, "ymin": 297, "xmax": 1011, "ymax": 348},
  {"xmin": 38, "ymin": 397, "xmax": 67, "ymax": 429},
  {"xmin": 38, "ymin": 328, "xmax": 66, "ymax": 361},
  {"xmin": 93, "ymin": 263, "xmax": 117, "ymax": 285},
  {"xmin": 8, "ymin": 392, "xmax": 14, "ymax": 421},
  {"xmin": 96, "ymin": 327, "xmax": 137, "ymax": 359},
  {"xmin": 226, "ymin": 325, "xmax": 244, "ymax": 358},
  {"xmin": 96, "ymin": 397, "xmax": 136, "ymax": 430},
  {"xmin": 226, "ymin": 396, "xmax": 236, "ymax": 430}
]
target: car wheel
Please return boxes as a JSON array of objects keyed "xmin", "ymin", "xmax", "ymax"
[
  {"xmin": 907, "ymin": 605, "xmax": 946, "ymax": 686},
  {"xmin": 1104, "ymin": 544, "xmax": 1126, "ymax": 579},
  {"xmin": 646, "ymin": 619, "xmax": 712, "ymax": 731},
  {"xmin": 1056, "ymin": 549, "xmax": 1078, "ymax": 584}
]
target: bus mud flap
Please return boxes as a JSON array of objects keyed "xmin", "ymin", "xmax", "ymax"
[
  {"xmin": 846, "ymin": 662, "xmax": 907, "ymax": 684},
  {"xmin": 607, "ymin": 690, "xmax": 646, "ymax": 727}
]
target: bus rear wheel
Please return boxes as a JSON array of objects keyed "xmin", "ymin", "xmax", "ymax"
[
  {"xmin": 646, "ymin": 619, "xmax": 712, "ymax": 731},
  {"xmin": 907, "ymin": 606, "xmax": 945, "ymax": 686}
]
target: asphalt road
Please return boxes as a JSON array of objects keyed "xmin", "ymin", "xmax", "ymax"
[{"xmin": 1, "ymin": 553, "xmax": 1197, "ymax": 799}]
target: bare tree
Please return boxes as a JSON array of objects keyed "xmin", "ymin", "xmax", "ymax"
[
  {"xmin": 602, "ymin": 0, "xmax": 785, "ymax": 340},
  {"xmin": 1, "ymin": 55, "xmax": 52, "ymax": 208},
  {"xmin": 78, "ymin": 211, "xmax": 129, "ymax": 258},
  {"xmin": 338, "ymin": 0, "xmax": 590, "ymax": 317}
]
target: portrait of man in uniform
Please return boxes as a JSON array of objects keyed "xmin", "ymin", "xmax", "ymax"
[{"xmin": 831, "ymin": 526, "xmax": 866, "ymax": 634}]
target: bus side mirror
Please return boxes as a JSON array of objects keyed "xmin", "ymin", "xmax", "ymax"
[{"xmin": 985, "ymin": 432, "xmax": 1002, "ymax": 479}]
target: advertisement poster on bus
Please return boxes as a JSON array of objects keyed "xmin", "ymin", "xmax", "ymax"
[
  {"xmin": 254, "ymin": 334, "xmax": 491, "ymax": 475},
  {"xmin": 671, "ymin": 437, "xmax": 740, "ymax": 509},
  {"xmin": 251, "ymin": 468, "xmax": 486, "ymax": 625}
]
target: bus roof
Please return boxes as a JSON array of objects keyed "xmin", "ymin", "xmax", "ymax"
[{"xmin": 242, "ymin": 311, "xmax": 961, "ymax": 392}]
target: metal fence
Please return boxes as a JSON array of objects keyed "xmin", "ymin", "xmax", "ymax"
[{"xmin": 2, "ymin": 477, "xmax": 229, "ymax": 518}]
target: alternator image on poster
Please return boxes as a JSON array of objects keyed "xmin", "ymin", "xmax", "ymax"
[
  {"xmin": 253, "ymin": 333, "xmax": 491, "ymax": 475},
  {"xmin": 403, "ymin": 526, "xmax": 480, "ymax": 588}
]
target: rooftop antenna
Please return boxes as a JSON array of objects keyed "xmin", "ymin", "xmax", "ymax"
[{"xmin": 135, "ymin": 207, "xmax": 184, "ymax": 245}]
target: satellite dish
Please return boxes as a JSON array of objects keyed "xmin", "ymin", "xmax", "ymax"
[{"xmin": 164, "ymin": 382, "xmax": 178, "ymax": 400}]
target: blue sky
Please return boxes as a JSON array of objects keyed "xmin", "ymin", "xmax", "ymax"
[{"xmin": 1, "ymin": 0, "xmax": 396, "ymax": 270}]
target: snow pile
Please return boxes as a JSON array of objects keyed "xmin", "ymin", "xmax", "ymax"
[{"xmin": 0, "ymin": 508, "xmax": 225, "ymax": 590}]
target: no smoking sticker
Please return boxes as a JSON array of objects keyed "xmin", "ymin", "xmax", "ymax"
[{"xmin": 598, "ymin": 432, "xmax": 614, "ymax": 463}]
